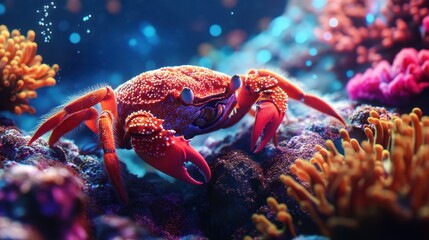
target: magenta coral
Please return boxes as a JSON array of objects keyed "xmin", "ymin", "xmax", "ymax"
[{"xmin": 346, "ymin": 48, "xmax": 429, "ymax": 105}]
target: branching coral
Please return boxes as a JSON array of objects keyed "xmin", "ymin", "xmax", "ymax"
[
  {"xmin": 247, "ymin": 197, "xmax": 296, "ymax": 240},
  {"xmin": 251, "ymin": 108, "xmax": 429, "ymax": 239},
  {"xmin": 346, "ymin": 48, "xmax": 429, "ymax": 105},
  {"xmin": 0, "ymin": 25, "xmax": 59, "ymax": 115},
  {"xmin": 315, "ymin": 0, "xmax": 429, "ymax": 75}
]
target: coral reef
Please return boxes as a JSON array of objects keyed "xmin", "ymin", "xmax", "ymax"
[
  {"xmin": 315, "ymin": 0, "xmax": 429, "ymax": 72},
  {"xmin": 248, "ymin": 197, "xmax": 296, "ymax": 239},
  {"xmin": 93, "ymin": 215, "xmax": 156, "ymax": 239},
  {"xmin": 251, "ymin": 108, "xmax": 429, "ymax": 239},
  {"xmin": 203, "ymin": 149, "xmax": 264, "ymax": 239},
  {"xmin": 346, "ymin": 48, "xmax": 429, "ymax": 106},
  {"xmin": 0, "ymin": 164, "xmax": 87, "ymax": 239},
  {"xmin": 0, "ymin": 25, "xmax": 58, "ymax": 115}
]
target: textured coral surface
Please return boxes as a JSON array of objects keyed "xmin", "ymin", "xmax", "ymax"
[
  {"xmin": 251, "ymin": 108, "xmax": 429, "ymax": 240},
  {"xmin": 0, "ymin": 26, "xmax": 58, "ymax": 115}
]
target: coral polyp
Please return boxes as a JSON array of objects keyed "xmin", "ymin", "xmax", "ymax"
[{"xmin": 0, "ymin": 25, "xmax": 58, "ymax": 115}]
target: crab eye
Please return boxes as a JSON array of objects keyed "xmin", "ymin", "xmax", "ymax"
[
  {"xmin": 230, "ymin": 75, "xmax": 241, "ymax": 92},
  {"xmin": 180, "ymin": 87, "xmax": 194, "ymax": 105}
]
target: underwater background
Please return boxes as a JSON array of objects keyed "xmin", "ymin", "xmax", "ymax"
[{"xmin": 1, "ymin": 0, "xmax": 429, "ymax": 239}]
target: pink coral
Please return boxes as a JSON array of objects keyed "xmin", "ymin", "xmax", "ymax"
[
  {"xmin": 315, "ymin": 0, "xmax": 429, "ymax": 79},
  {"xmin": 346, "ymin": 48, "xmax": 429, "ymax": 105}
]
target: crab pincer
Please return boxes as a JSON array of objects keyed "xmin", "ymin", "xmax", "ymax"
[
  {"xmin": 125, "ymin": 110, "xmax": 211, "ymax": 184},
  {"xmin": 227, "ymin": 69, "xmax": 346, "ymax": 153}
]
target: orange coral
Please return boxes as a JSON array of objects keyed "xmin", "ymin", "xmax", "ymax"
[
  {"xmin": 251, "ymin": 108, "xmax": 429, "ymax": 239},
  {"xmin": 0, "ymin": 25, "xmax": 59, "ymax": 115},
  {"xmin": 282, "ymin": 108, "xmax": 429, "ymax": 239},
  {"xmin": 247, "ymin": 197, "xmax": 296, "ymax": 240}
]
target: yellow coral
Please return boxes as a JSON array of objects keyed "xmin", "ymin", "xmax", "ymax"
[
  {"xmin": 0, "ymin": 25, "xmax": 59, "ymax": 115},
  {"xmin": 251, "ymin": 108, "xmax": 429, "ymax": 239}
]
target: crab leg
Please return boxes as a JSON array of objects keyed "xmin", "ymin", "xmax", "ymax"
[
  {"xmin": 28, "ymin": 87, "xmax": 118, "ymax": 145},
  {"xmin": 260, "ymin": 69, "xmax": 346, "ymax": 125},
  {"xmin": 124, "ymin": 110, "xmax": 211, "ymax": 185},
  {"xmin": 48, "ymin": 108, "xmax": 98, "ymax": 145},
  {"xmin": 98, "ymin": 111, "xmax": 129, "ymax": 203},
  {"xmin": 27, "ymin": 87, "xmax": 130, "ymax": 202}
]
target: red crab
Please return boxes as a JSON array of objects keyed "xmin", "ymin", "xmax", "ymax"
[{"xmin": 28, "ymin": 65, "xmax": 345, "ymax": 202}]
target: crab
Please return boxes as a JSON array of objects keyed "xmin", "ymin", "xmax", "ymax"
[{"xmin": 28, "ymin": 65, "xmax": 345, "ymax": 202}]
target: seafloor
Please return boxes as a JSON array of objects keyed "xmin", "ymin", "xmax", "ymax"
[{"xmin": 1, "ymin": 0, "xmax": 429, "ymax": 239}]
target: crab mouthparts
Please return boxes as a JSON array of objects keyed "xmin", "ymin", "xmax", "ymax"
[{"xmin": 192, "ymin": 103, "xmax": 224, "ymax": 129}]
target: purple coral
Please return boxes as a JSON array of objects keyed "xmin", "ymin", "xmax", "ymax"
[
  {"xmin": 0, "ymin": 164, "xmax": 87, "ymax": 239},
  {"xmin": 346, "ymin": 48, "xmax": 429, "ymax": 105}
]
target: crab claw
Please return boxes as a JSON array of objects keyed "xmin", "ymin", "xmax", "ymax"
[
  {"xmin": 133, "ymin": 134, "xmax": 211, "ymax": 185},
  {"xmin": 251, "ymin": 101, "xmax": 285, "ymax": 153}
]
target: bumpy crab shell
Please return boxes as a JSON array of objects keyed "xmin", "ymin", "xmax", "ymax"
[
  {"xmin": 116, "ymin": 65, "xmax": 233, "ymax": 105},
  {"xmin": 115, "ymin": 65, "xmax": 239, "ymax": 136}
]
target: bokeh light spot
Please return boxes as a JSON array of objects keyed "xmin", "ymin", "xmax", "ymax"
[
  {"xmin": 366, "ymin": 14, "xmax": 375, "ymax": 24},
  {"xmin": 139, "ymin": 22, "xmax": 159, "ymax": 45},
  {"xmin": 198, "ymin": 43, "xmax": 213, "ymax": 56},
  {"xmin": 323, "ymin": 32, "xmax": 332, "ymax": 41},
  {"xmin": 142, "ymin": 24, "xmax": 156, "ymax": 38},
  {"xmin": 107, "ymin": 0, "xmax": 121, "ymax": 14},
  {"xmin": 209, "ymin": 24, "xmax": 222, "ymax": 37},
  {"xmin": 222, "ymin": 0, "xmax": 237, "ymax": 8},
  {"xmin": 295, "ymin": 32, "xmax": 308, "ymax": 43},
  {"xmin": 67, "ymin": 0, "xmax": 81, "ymax": 13},
  {"xmin": 346, "ymin": 69, "xmax": 355, "ymax": 78},
  {"xmin": 309, "ymin": 48, "xmax": 318, "ymax": 56},
  {"xmin": 0, "ymin": 4, "xmax": 6, "ymax": 15},
  {"xmin": 69, "ymin": 32, "xmax": 81, "ymax": 44},
  {"xmin": 128, "ymin": 38, "xmax": 137, "ymax": 47},
  {"xmin": 332, "ymin": 81, "xmax": 342, "ymax": 91},
  {"xmin": 109, "ymin": 72, "xmax": 123, "ymax": 85},
  {"xmin": 256, "ymin": 49, "xmax": 272, "ymax": 64},
  {"xmin": 305, "ymin": 60, "xmax": 312, "ymax": 67},
  {"xmin": 271, "ymin": 16, "xmax": 290, "ymax": 36},
  {"xmin": 199, "ymin": 57, "xmax": 213, "ymax": 68},
  {"xmin": 312, "ymin": 0, "xmax": 326, "ymax": 9},
  {"xmin": 226, "ymin": 30, "xmax": 247, "ymax": 49},
  {"xmin": 329, "ymin": 17, "xmax": 338, "ymax": 27}
]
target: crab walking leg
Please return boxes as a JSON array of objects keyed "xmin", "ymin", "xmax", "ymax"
[
  {"xmin": 256, "ymin": 69, "xmax": 346, "ymax": 126},
  {"xmin": 125, "ymin": 110, "xmax": 211, "ymax": 184},
  {"xmin": 98, "ymin": 111, "xmax": 129, "ymax": 203},
  {"xmin": 48, "ymin": 108, "xmax": 99, "ymax": 146},
  {"xmin": 28, "ymin": 87, "xmax": 117, "ymax": 146}
]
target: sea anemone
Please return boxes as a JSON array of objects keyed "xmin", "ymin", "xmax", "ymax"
[{"xmin": 0, "ymin": 25, "xmax": 58, "ymax": 115}]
